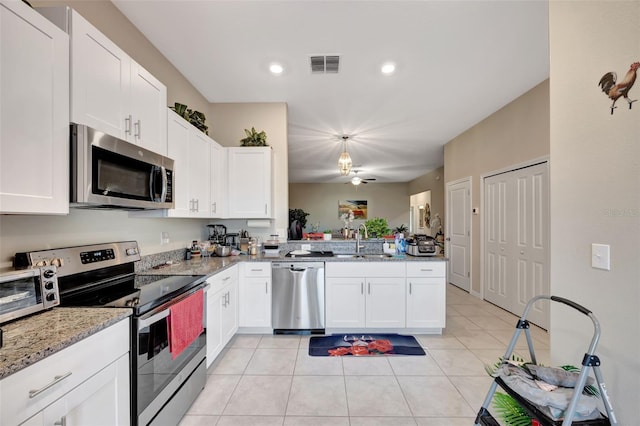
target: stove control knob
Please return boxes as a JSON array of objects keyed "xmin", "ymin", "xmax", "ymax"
[
  {"xmin": 35, "ymin": 260, "xmax": 48, "ymax": 267},
  {"xmin": 44, "ymin": 281, "xmax": 54, "ymax": 290},
  {"xmin": 46, "ymin": 293, "xmax": 56, "ymax": 302},
  {"xmin": 50, "ymin": 258, "xmax": 64, "ymax": 268},
  {"xmin": 43, "ymin": 269, "xmax": 55, "ymax": 279}
]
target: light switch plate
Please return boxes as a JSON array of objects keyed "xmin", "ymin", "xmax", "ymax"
[{"xmin": 591, "ymin": 243, "xmax": 610, "ymax": 270}]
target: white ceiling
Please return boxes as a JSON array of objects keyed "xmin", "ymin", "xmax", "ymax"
[{"xmin": 113, "ymin": 0, "xmax": 549, "ymax": 184}]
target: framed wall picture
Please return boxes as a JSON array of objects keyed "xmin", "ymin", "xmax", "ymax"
[{"xmin": 338, "ymin": 200, "xmax": 368, "ymax": 219}]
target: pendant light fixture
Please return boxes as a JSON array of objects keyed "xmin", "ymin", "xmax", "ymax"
[{"xmin": 338, "ymin": 135, "xmax": 352, "ymax": 176}]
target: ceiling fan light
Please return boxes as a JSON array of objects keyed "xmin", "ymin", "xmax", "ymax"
[
  {"xmin": 351, "ymin": 176, "xmax": 362, "ymax": 185},
  {"xmin": 338, "ymin": 151, "xmax": 352, "ymax": 176}
]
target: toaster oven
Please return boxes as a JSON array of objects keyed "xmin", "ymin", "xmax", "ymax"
[
  {"xmin": 406, "ymin": 234, "xmax": 439, "ymax": 257},
  {"xmin": 0, "ymin": 266, "xmax": 59, "ymax": 324}
]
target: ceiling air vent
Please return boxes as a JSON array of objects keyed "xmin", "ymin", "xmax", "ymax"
[{"xmin": 310, "ymin": 55, "xmax": 340, "ymax": 74}]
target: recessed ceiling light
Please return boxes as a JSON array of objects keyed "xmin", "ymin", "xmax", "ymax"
[
  {"xmin": 381, "ymin": 62, "xmax": 396, "ymax": 75},
  {"xmin": 269, "ymin": 63, "xmax": 284, "ymax": 75}
]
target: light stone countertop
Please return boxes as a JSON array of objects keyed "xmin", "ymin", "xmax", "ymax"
[
  {"xmin": 143, "ymin": 252, "xmax": 447, "ymax": 277},
  {"xmin": 0, "ymin": 307, "xmax": 131, "ymax": 379}
]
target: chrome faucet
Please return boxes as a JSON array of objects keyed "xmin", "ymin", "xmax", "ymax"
[{"xmin": 355, "ymin": 223, "xmax": 368, "ymax": 254}]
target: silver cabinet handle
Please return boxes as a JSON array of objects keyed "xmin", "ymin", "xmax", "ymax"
[
  {"xmin": 195, "ymin": 199, "xmax": 199, "ymax": 212},
  {"xmin": 134, "ymin": 120, "xmax": 141, "ymax": 139},
  {"xmin": 222, "ymin": 276, "xmax": 231, "ymax": 281},
  {"xmin": 265, "ymin": 282, "xmax": 268, "ymax": 293},
  {"xmin": 368, "ymin": 282, "xmax": 371, "ymax": 295},
  {"xmin": 212, "ymin": 202, "xmax": 217, "ymax": 213},
  {"xmin": 420, "ymin": 269, "xmax": 433, "ymax": 272},
  {"xmin": 29, "ymin": 372, "xmax": 72, "ymax": 398},
  {"xmin": 409, "ymin": 282, "xmax": 412, "ymax": 295},
  {"xmin": 54, "ymin": 416, "xmax": 67, "ymax": 426},
  {"xmin": 264, "ymin": 204, "xmax": 267, "ymax": 214},
  {"xmin": 125, "ymin": 115, "xmax": 132, "ymax": 135},
  {"xmin": 361, "ymin": 282, "xmax": 364, "ymax": 294}
]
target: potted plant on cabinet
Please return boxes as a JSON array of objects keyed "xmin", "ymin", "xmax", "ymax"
[
  {"xmin": 240, "ymin": 127, "xmax": 268, "ymax": 146},
  {"xmin": 323, "ymin": 230, "xmax": 332, "ymax": 240}
]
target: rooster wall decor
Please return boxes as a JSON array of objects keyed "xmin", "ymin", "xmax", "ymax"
[{"xmin": 598, "ymin": 61, "xmax": 640, "ymax": 114}]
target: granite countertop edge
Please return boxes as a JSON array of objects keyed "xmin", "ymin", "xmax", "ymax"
[
  {"xmin": 0, "ymin": 307, "xmax": 131, "ymax": 379},
  {"xmin": 144, "ymin": 253, "xmax": 448, "ymax": 277}
]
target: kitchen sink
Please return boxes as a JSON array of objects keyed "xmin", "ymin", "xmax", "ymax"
[{"xmin": 333, "ymin": 253, "xmax": 393, "ymax": 259}]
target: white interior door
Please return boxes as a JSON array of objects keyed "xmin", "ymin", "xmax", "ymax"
[
  {"xmin": 483, "ymin": 162, "xmax": 549, "ymax": 328},
  {"xmin": 446, "ymin": 178, "xmax": 471, "ymax": 292}
]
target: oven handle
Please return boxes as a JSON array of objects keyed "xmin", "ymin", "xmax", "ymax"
[{"xmin": 137, "ymin": 282, "xmax": 207, "ymax": 331}]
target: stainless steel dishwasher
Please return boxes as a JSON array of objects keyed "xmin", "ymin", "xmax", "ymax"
[{"xmin": 272, "ymin": 262, "xmax": 325, "ymax": 334}]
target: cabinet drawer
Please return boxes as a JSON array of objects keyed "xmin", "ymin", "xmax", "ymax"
[
  {"xmin": 1, "ymin": 318, "xmax": 129, "ymax": 426},
  {"xmin": 242, "ymin": 262, "xmax": 270, "ymax": 277},
  {"xmin": 207, "ymin": 265, "xmax": 238, "ymax": 291},
  {"xmin": 406, "ymin": 261, "xmax": 446, "ymax": 277},
  {"xmin": 326, "ymin": 261, "xmax": 404, "ymax": 278}
]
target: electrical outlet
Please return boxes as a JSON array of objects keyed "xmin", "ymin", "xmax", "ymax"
[
  {"xmin": 161, "ymin": 232, "xmax": 170, "ymax": 245},
  {"xmin": 301, "ymin": 244, "xmax": 311, "ymax": 251}
]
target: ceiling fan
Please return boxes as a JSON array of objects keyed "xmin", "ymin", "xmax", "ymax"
[{"xmin": 345, "ymin": 170, "xmax": 377, "ymax": 186}]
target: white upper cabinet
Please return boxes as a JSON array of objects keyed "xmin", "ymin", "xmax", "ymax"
[
  {"xmin": 227, "ymin": 147, "xmax": 272, "ymax": 218},
  {"xmin": 210, "ymin": 141, "xmax": 227, "ymax": 218},
  {"xmin": 0, "ymin": 0, "xmax": 69, "ymax": 214},
  {"xmin": 38, "ymin": 7, "xmax": 167, "ymax": 155}
]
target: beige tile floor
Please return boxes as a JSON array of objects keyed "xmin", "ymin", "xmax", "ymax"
[{"xmin": 180, "ymin": 284, "xmax": 549, "ymax": 426}]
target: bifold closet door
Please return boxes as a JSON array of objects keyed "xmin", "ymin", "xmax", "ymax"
[{"xmin": 484, "ymin": 162, "xmax": 549, "ymax": 329}]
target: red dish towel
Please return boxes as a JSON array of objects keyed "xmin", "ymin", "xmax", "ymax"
[{"xmin": 167, "ymin": 289, "xmax": 204, "ymax": 359}]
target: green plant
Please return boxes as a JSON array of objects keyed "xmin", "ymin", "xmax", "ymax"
[
  {"xmin": 240, "ymin": 127, "xmax": 268, "ymax": 146},
  {"xmin": 394, "ymin": 224, "xmax": 408, "ymax": 234},
  {"xmin": 170, "ymin": 102, "xmax": 208, "ymax": 134},
  {"xmin": 323, "ymin": 230, "xmax": 332, "ymax": 234},
  {"xmin": 363, "ymin": 217, "xmax": 391, "ymax": 238},
  {"xmin": 289, "ymin": 208, "xmax": 310, "ymax": 228},
  {"xmin": 492, "ymin": 392, "xmax": 532, "ymax": 426}
]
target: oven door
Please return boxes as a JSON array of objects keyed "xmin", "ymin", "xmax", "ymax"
[{"xmin": 135, "ymin": 288, "xmax": 206, "ymax": 425}]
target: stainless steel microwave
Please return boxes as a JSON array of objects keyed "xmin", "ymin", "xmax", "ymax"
[
  {"xmin": 0, "ymin": 266, "xmax": 59, "ymax": 324},
  {"xmin": 71, "ymin": 124, "xmax": 174, "ymax": 209}
]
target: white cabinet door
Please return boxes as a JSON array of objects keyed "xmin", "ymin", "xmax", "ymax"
[
  {"xmin": 68, "ymin": 8, "xmax": 130, "ymax": 140},
  {"xmin": 406, "ymin": 278, "xmax": 446, "ymax": 328},
  {"xmin": 206, "ymin": 287, "xmax": 224, "ymax": 367},
  {"xmin": 239, "ymin": 263, "xmax": 271, "ymax": 328},
  {"xmin": 166, "ymin": 110, "xmax": 191, "ymax": 216},
  {"xmin": 221, "ymin": 279, "xmax": 239, "ymax": 342},
  {"xmin": 406, "ymin": 261, "xmax": 446, "ymax": 329},
  {"xmin": 239, "ymin": 277, "xmax": 271, "ymax": 328},
  {"xmin": 210, "ymin": 141, "xmax": 227, "ymax": 217},
  {"xmin": 0, "ymin": 1, "xmax": 69, "ymax": 214},
  {"xmin": 325, "ymin": 277, "xmax": 366, "ymax": 328},
  {"xmin": 41, "ymin": 353, "xmax": 130, "ymax": 426},
  {"xmin": 45, "ymin": 8, "xmax": 167, "ymax": 154},
  {"xmin": 129, "ymin": 60, "xmax": 167, "ymax": 155},
  {"xmin": 365, "ymin": 278, "xmax": 406, "ymax": 328},
  {"xmin": 227, "ymin": 147, "xmax": 272, "ymax": 218},
  {"xmin": 188, "ymin": 128, "xmax": 211, "ymax": 217}
]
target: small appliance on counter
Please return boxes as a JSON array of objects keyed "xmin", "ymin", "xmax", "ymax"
[
  {"xmin": 263, "ymin": 235, "xmax": 281, "ymax": 257},
  {"xmin": 406, "ymin": 234, "xmax": 439, "ymax": 256},
  {"xmin": 0, "ymin": 266, "xmax": 60, "ymax": 324}
]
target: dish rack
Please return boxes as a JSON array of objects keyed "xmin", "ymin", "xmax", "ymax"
[{"xmin": 475, "ymin": 295, "xmax": 618, "ymax": 426}]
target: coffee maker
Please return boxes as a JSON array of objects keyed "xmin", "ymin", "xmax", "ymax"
[{"xmin": 207, "ymin": 224, "xmax": 227, "ymax": 245}]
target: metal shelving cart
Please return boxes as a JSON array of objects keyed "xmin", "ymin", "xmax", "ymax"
[{"xmin": 475, "ymin": 295, "xmax": 618, "ymax": 426}]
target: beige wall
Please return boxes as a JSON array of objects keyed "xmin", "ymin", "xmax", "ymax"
[
  {"xmin": 444, "ymin": 80, "xmax": 550, "ymax": 294},
  {"xmin": 208, "ymin": 103, "xmax": 289, "ymax": 234},
  {"xmin": 550, "ymin": 1, "xmax": 639, "ymax": 422},
  {"xmin": 289, "ymin": 183, "xmax": 409, "ymax": 234},
  {"xmin": 33, "ymin": 0, "xmax": 210, "ymax": 114}
]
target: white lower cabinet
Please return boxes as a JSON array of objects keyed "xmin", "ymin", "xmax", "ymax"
[
  {"xmin": 205, "ymin": 265, "xmax": 238, "ymax": 367},
  {"xmin": 238, "ymin": 262, "xmax": 272, "ymax": 329},
  {"xmin": 406, "ymin": 262, "xmax": 447, "ymax": 329},
  {"xmin": 326, "ymin": 262, "xmax": 405, "ymax": 329},
  {"xmin": 0, "ymin": 318, "xmax": 130, "ymax": 426}
]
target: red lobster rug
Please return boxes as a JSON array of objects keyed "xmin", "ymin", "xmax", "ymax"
[{"xmin": 309, "ymin": 334, "xmax": 426, "ymax": 356}]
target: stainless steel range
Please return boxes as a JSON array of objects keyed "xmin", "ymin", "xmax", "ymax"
[{"xmin": 14, "ymin": 241, "xmax": 207, "ymax": 426}]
